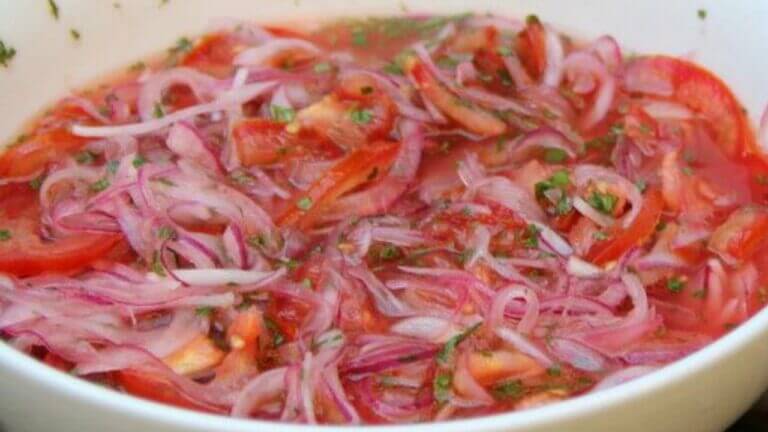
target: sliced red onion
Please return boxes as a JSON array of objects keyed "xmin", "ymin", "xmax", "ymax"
[
  {"xmin": 573, "ymin": 196, "xmax": 616, "ymax": 228},
  {"xmin": 494, "ymin": 327, "xmax": 554, "ymax": 368},
  {"xmin": 390, "ymin": 316, "xmax": 460, "ymax": 343},
  {"xmin": 588, "ymin": 36, "xmax": 622, "ymax": 74},
  {"xmin": 502, "ymin": 56, "xmax": 534, "ymax": 89},
  {"xmin": 563, "ymin": 52, "xmax": 616, "ymax": 129},
  {"xmin": 573, "ymin": 164, "xmax": 643, "ymax": 228},
  {"xmin": 166, "ymin": 121, "xmax": 225, "ymax": 174},
  {"xmin": 342, "ymin": 338, "xmax": 438, "ymax": 376},
  {"xmin": 63, "ymin": 96, "xmax": 113, "ymax": 124},
  {"xmin": 592, "ymin": 366, "xmax": 657, "ymax": 392},
  {"xmin": 642, "ymin": 100, "xmax": 694, "ymax": 120},
  {"xmin": 511, "ymin": 127, "xmax": 578, "ymax": 160},
  {"xmin": 322, "ymin": 365, "xmax": 360, "ymax": 424},
  {"xmin": 171, "ymin": 268, "xmax": 278, "ymax": 286},
  {"xmin": 532, "ymin": 222, "xmax": 574, "ymax": 256},
  {"xmin": 541, "ymin": 26, "xmax": 565, "ymax": 88},
  {"xmin": 549, "ymin": 338, "xmax": 606, "ymax": 372},
  {"xmin": 348, "ymin": 266, "xmax": 414, "ymax": 317},
  {"xmin": 231, "ymin": 367, "xmax": 288, "ymax": 417},
  {"xmin": 566, "ymin": 256, "xmax": 605, "ymax": 278},
  {"xmin": 137, "ymin": 67, "xmax": 219, "ymax": 121},
  {"xmin": 72, "ymin": 81, "xmax": 277, "ymax": 137},
  {"xmin": 455, "ymin": 61, "xmax": 478, "ymax": 86},
  {"xmin": 340, "ymin": 68, "xmax": 432, "ymax": 122},
  {"xmin": 453, "ymin": 351, "xmax": 494, "ymax": 405},
  {"xmin": 222, "ymin": 224, "xmax": 250, "ymax": 269},
  {"xmin": 234, "ymin": 38, "xmax": 321, "ymax": 66},
  {"xmin": 489, "ymin": 285, "xmax": 540, "ymax": 334}
]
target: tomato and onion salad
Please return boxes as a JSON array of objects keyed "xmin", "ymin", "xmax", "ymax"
[{"xmin": 1, "ymin": 14, "xmax": 768, "ymax": 424}]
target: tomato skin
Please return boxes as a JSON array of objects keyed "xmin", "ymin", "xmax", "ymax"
[
  {"xmin": 277, "ymin": 141, "xmax": 400, "ymax": 229},
  {"xmin": 233, "ymin": 118, "xmax": 342, "ymax": 166},
  {"xmin": 116, "ymin": 371, "xmax": 223, "ymax": 413},
  {"xmin": 516, "ymin": 18, "xmax": 546, "ymax": 80},
  {"xmin": 182, "ymin": 33, "xmax": 240, "ymax": 77},
  {"xmin": 0, "ymin": 128, "xmax": 89, "ymax": 177},
  {"xmin": 0, "ymin": 184, "xmax": 122, "ymax": 277},
  {"xmin": 627, "ymin": 56, "xmax": 754, "ymax": 158},
  {"xmin": 587, "ymin": 189, "xmax": 664, "ymax": 265}
]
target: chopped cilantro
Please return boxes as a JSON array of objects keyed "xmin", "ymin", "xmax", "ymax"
[
  {"xmin": 593, "ymin": 230, "xmax": 609, "ymax": 241},
  {"xmin": 279, "ymin": 258, "xmax": 300, "ymax": 270},
  {"xmin": 301, "ymin": 278, "xmax": 313, "ymax": 289},
  {"xmin": 437, "ymin": 322, "xmax": 482, "ymax": 365},
  {"xmin": 496, "ymin": 46, "xmax": 513, "ymax": 57},
  {"xmin": 526, "ymin": 14, "xmax": 540, "ymax": 25},
  {"xmin": 587, "ymin": 191, "xmax": 617, "ymax": 214},
  {"xmin": 195, "ymin": 306, "xmax": 213, "ymax": 317},
  {"xmin": 682, "ymin": 166, "xmax": 694, "ymax": 176},
  {"xmin": 656, "ymin": 220, "xmax": 668, "ymax": 232},
  {"xmin": 168, "ymin": 37, "xmax": 192, "ymax": 57},
  {"xmin": 0, "ymin": 229, "xmax": 11, "ymax": 241},
  {"xmin": 350, "ymin": 108, "xmax": 373, "ymax": 124},
  {"xmin": 106, "ymin": 160, "xmax": 119, "ymax": 174},
  {"xmin": 610, "ymin": 123, "xmax": 625, "ymax": 136},
  {"xmin": 150, "ymin": 251, "xmax": 166, "ymax": 276},
  {"xmin": 0, "ymin": 40, "xmax": 17, "ymax": 68},
  {"xmin": 351, "ymin": 27, "xmax": 368, "ymax": 46},
  {"xmin": 544, "ymin": 148, "xmax": 568, "ymax": 164},
  {"xmin": 523, "ymin": 224, "xmax": 541, "ymax": 249},
  {"xmin": 90, "ymin": 178, "xmax": 110, "ymax": 192},
  {"xmin": 29, "ymin": 176, "xmax": 44, "ymax": 190},
  {"xmin": 74, "ymin": 150, "xmax": 95, "ymax": 165},
  {"xmin": 247, "ymin": 234, "xmax": 267, "ymax": 249},
  {"xmin": 263, "ymin": 317, "xmax": 285, "ymax": 348},
  {"xmin": 313, "ymin": 61, "xmax": 332, "ymax": 73},
  {"xmin": 433, "ymin": 372, "xmax": 453, "ymax": 403},
  {"xmin": 132, "ymin": 155, "xmax": 147, "ymax": 168},
  {"xmin": 635, "ymin": 179, "xmax": 647, "ymax": 192},
  {"xmin": 492, "ymin": 380, "xmax": 523, "ymax": 400},
  {"xmin": 697, "ymin": 9, "xmax": 707, "ymax": 20},
  {"xmin": 47, "ymin": 0, "xmax": 60, "ymax": 19},
  {"xmin": 546, "ymin": 364, "xmax": 562, "ymax": 377},
  {"xmin": 270, "ymin": 104, "xmax": 296, "ymax": 123},
  {"xmin": 379, "ymin": 245, "xmax": 402, "ymax": 261},
  {"xmin": 157, "ymin": 226, "xmax": 175, "ymax": 240},
  {"xmin": 152, "ymin": 102, "xmax": 165, "ymax": 119},
  {"xmin": 296, "ymin": 197, "xmax": 313, "ymax": 211},
  {"xmin": 69, "ymin": 29, "xmax": 81, "ymax": 41},
  {"xmin": 667, "ymin": 276, "xmax": 685, "ymax": 293}
]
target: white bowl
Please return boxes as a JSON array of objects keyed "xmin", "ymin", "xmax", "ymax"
[{"xmin": 1, "ymin": 1, "xmax": 767, "ymax": 431}]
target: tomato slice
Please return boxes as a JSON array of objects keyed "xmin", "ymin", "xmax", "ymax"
[
  {"xmin": 0, "ymin": 128, "xmax": 89, "ymax": 177},
  {"xmin": 232, "ymin": 118, "xmax": 342, "ymax": 166},
  {"xmin": 116, "ymin": 371, "xmax": 223, "ymax": 413},
  {"xmin": 277, "ymin": 141, "xmax": 400, "ymax": 229},
  {"xmin": 586, "ymin": 189, "xmax": 664, "ymax": 265},
  {"xmin": 515, "ymin": 17, "xmax": 546, "ymax": 80},
  {"xmin": 627, "ymin": 56, "xmax": 754, "ymax": 158},
  {"xmin": 181, "ymin": 32, "xmax": 240, "ymax": 78},
  {"xmin": 0, "ymin": 184, "xmax": 122, "ymax": 276},
  {"xmin": 708, "ymin": 206, "xmax": 768, "ymax": 264}
]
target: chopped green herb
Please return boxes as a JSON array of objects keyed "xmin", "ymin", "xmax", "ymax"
[
  {"xmin": 638, "ymin": 123, "xmax": 654, "ymax": 135},
  {"xmin": 667, "ymin": 276, "xmax": 685, "ymax": 293},
  {"xmin": 593, "ymin": 230, "xmax": 610, "ymax": 241},
  {"xmin": 296, "ymin": 197, "xmax": 313, "ymax": 211},
  {"xmin": 157, "ymin": 226, "xmax": 175, "ymax": 240},
  {"xmin": 0, "ymin": 229, "xmax": 11, "ymax": 241},
  {"xmin": 523, "ymin": 224, "xmax": 541, "ymax": 249},
  {"xmin": 587, "ymin": 191, "xmax": 617, "ymax": 214},
  {"xmin": 195, "ymin": 306, "xmax": 213, "ymax": 317},
  {"xmin": 69, "ymin": 29, "xmax": 81, "ymax": 41},
  {"xmin": 263, "ymin": 317, "xmax": 285, "ymax": 347},
  {"xmin": 132, "ymin": 155, "xmax": 147, "ymax": 168},
  {"xmin": 152, "ymin": 102, "xmax": 165, "ymax": 119},
  {"xmin": 150, "ymin": 251, "xmax": 166, "ymax": 276},
  {"xmin": 74, "ymin": 150, "xmax": 95, "ymax": 165},
  {"xmin": 458, "ymin": 247, "xmax": 475, "ymax": 265},
  {"xmin": 496, "ymin": 46, "xmax": 513, "ymax": 57},
  {"xmin": 270, "ymin": 104, "xmax": 296, "ymax": 123},
  {"xmin": 383, "ymin": 61, "xmax": 404, "ymax": 75},
  {"xmin": 437, "ymin": 322, "xmax": 482, "ymax": 365},
  {"xmin": 279, "ymin": 258, "xmax": 300, "ymax": 270},
  {"xmin": 546, "ymin": 365, "xmax": 562, "ymax": 377},
  {"xmin": 610, "ymin": 123, "xmax": 625, "ymax": 136},
  {"xmin": 168, "ymin": 37, "xmax": 192, "ymax": 55},
  {"xmin": 635, "ymin": 179, "xmax": 647, "ymax": 192},
  {"xmin": 544, "ymin": 148, "xmax": 568, "ymax": 164},
  {"xmin": 461, "ymin": 206, "xmax": 472, "ymax": 216},
  {"xmin": 351, "ymin": 28, "xmax": 368, "ymax": 46},
  {"xmin": 90, "ymin": 178, "xmax": 110, "ymax": 192},
  {"xmin": 656, "ymin": 220, "xmax": 668, "ymax": 232},
  {"xmin": 350, "ymin": 108, "xmax": 373, "ymax": 124},
  {"xmin": 313, "ymin": 61, "xmax": 332, "ymax": 73},
  {"xmin": 526, "ymin": 14, "xmax": 540, "ymax": 25},
  {"xmin": 682, "ymin": 166, "xmax": 694, "ymax": 176},
  {"xmin": 129, "ymin": 61, "xmax": 146, "ymax": 72},
  {"xmin": 697, "ymin": 9, "xmax": 707, "ymax": 20},
  {"xmin": 0, "ymin": 40, "xmax": 17, "ymax": 68},
  {"xmin": 535, "ymin": 169, "xmax": 570, "ymax": 200},
  {"xmin": 247, "ymin": 234, "xmax": 267, "ymax": 249},
  {"xmin": 555, "ymin": 197, "xmax": 572, "ymax": 216},
  {"xmin": 29, "ymin": 176, "xmax": 44, "ymax": 190},
  {"xmin": 492, "ymin": 379, "xmax": 523, "ymax": 400},
  {"xmin": 433, "ymin": 373, "xmax": 453, "ymax": 403},
  {"xmin": 301, "ymin": 278, "xmax": 313, "ymax": 289},
  {"xmin": 379, "ymin": 245, "xmax": 402, "ymax": 261},
  {"xmin": 47, "ymin": 0, "xmax": 60, "ymax": 19},
  {"xmin": 106, "ymin": 160, "xmax": 119, "ymax": 174}
]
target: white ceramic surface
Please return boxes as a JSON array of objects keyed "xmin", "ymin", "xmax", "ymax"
[{"xmin": 0, "ymin": 1, "xmax": 767, "ymax": 431}]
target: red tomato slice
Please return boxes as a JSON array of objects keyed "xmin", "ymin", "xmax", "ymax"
[
  {"xmin": 232, "ymin": 118, "xmax": 342, "ymax": 166},
  {"xmin": 516, "ymin": 17, "xmax": 546, "ymax": 80},
  {"xmin": 586, "ymin": 188, "xmax": 664, "ymax": 265},
  {"xmin": 627, "ymin": 56, "xmax": 754, "ymax": 158},
  {"xmin": 277, "ymin": 141, "xmax": 400, "ymax": 229},
  {"xmin": 0, "ymin": 128, "xmax": 89, "ymax": 177},
  {"xmin": 116, "ymin": 371, "xmax": 223, "ymax": 413},
  {"xmin": 182, "ymin": 32, "xmax": 240, "ymax": 78},
  {"xmin": 0, "ymin": 184, "xmax": 122, "ymax": 276}
]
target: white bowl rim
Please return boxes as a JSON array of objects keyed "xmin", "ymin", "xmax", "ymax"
[{"xmin": 2, "ymin": 299, "xmax": 767, "ymax": 431}]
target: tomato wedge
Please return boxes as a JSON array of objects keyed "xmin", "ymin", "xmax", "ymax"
[
  {"xmin": 181, "ymin": 32, "xmax": 240, "ymax": 78},
  {"xmin": 0, "ymin": 184, "xmax": 122, "ymax": 276},
  {"xmin": 277, "ymin": 141, "xmax": 400, "ymax": 229},
  {"xmin": 627, "ymin": 56, "xmax": 754, "ymax": 158},
  {"xmin": 0, "ymin": 128, "xmax": 89, "ymax": 178},
  {"xmin": 515, "ymin": 17, "xmax": 546, "ymax": 80},
  {"xmin": 586, "ymin": 189, "xmax": 664, "ymax": 265},
  {"xmin": 116, "ymin": 371, "xmax": 223, "ymax": 413}
]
